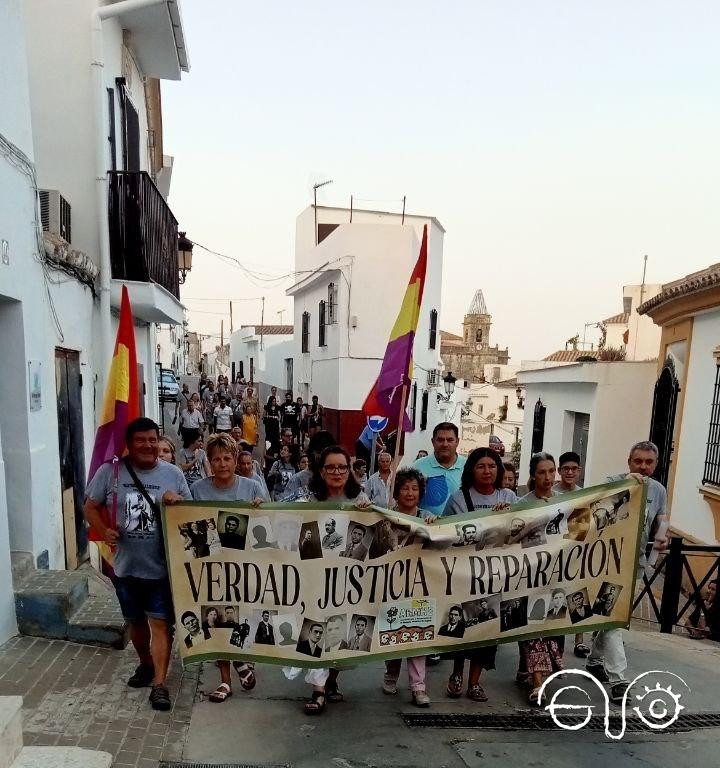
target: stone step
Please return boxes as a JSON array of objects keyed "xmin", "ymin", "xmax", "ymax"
[
  {"xmin": 14, "ymin": 571, "xmax": 88, "ymax": 641},
  {"xmin": 11, "ymin": 747, "xmax": 112, "ymax": 768},
  {"xmin": 0, "ymin": 697, "xmax": 23, "ymax": 768},
  {"xmin": 67, "ymin": 594, "xmax": 129, "ymax": 649},
  {"xmin": 10, "ymin": 554, "xmax": 34, "ymax": 589}
]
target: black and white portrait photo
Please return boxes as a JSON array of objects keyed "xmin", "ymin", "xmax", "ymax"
[
  {"xmin": 500, "ymin": 596, "xmax": 528, "ymax": 632},
  {"xmin": 181, "ymin": 610, "xmax": 208, "ymax": 648},
  {"xmin": 592, "ymin": 582, "xmax": 623, "ymax": 616},
  {"xmin": 438, "ymin": 605, "xmax": 466, "ymax": 637},
  {"xmin": 368, "ymin": 520, "xmax": 413, "ymax": 558},
  {"xmin": 568, "ymin": 588, "xmax": 593, "ymax": 624},
  {"xmin": 252, "ymin": 609, "xmax": 277, "ymax": 645},
  {"xmin": 340, "ymin": 522, "xmax": 372, "ymax": 561},
  {"xmin": 296, "ymin": 619, "xmax": 326, "ymax": 657},
  {"xmin": 545, "ymin": 588, "xmax": 568, "ymax": 620},
  {"xmin": 521, "ymin": 526, "xmax": 547, "ymax": 548},
  {"xmin": 229, "ymin": 617, "xmax": 252, "ymax": 649},
  {"xmin": 319, "ymin": 514, "xmax": 349, "ymax": 553},
  {"xmin": 298, "ymin": 521, "xmax": 322, "ymax": 560},
  {"xmin": 453, "ymin": 522, "xmax": 482, "ymax": 548},
  {"xmin": 347, "ymin": 614, "xmax": 375, "ymax": 652},
  {"xmin": 178, "ymin": 519, "xmax": 210, "ymax": 559},
  {"xmin": 218, "ymin": 511, "xmax": 249, "ymax": 550},
  {"xmin": 324, "ymin": 614, "xmax": 348, "ymax": 653},
  {"xmin": 462, "ymin": 596, "xmax": 500, "ymax": 627}
]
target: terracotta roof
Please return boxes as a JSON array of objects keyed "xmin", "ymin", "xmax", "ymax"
[
  {"xmin": 603, "ymin": 311, "xmax": 630, "ymax": 325},
  {"xmin": 240, "ymin": 325, "xmax": 294, "ymax": 336},
  {"xmin": 637, "ymin": 263, "xmax": 720, "ymax": 315},
  {"xmin": 497, "ymin": 377, "xmax": 520, "ymax": 388},
  {"xmin": 440, "ymin": 330, "xmax": 463, "ymax": 342},
  {"xmin": 543, "ymin": 349, "xmax": 598, "ymax": 363}
]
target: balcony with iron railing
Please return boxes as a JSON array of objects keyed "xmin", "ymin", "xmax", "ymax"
[{"xmin": 108, "ymin": 171, "xmax": 180, "ymax": 300}]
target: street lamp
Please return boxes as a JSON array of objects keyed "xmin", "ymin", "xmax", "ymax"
[
  {"xmin": 178, "ymin": 232, "xmax": 193, "ymax": 284},
  {"xmin": 516, "ymin": 385, "xmax": 525, "ymax": 409},
  {"xmin": 437, "ymin": 371, "xmax": 457, "ymax": 403}
]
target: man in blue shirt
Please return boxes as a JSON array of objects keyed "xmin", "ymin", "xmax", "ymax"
[
  {"xmin": 413, "ymin": 422, "xmax": 466, "ymax": 517},
  {"xmin": 355, "ymin": 424, "xmax": 385, "ymax": 470}
]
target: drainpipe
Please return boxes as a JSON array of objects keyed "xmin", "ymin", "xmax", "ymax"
[{"xmin": 91, "ymin": 0, "xmax": 169, "ymax": 387}]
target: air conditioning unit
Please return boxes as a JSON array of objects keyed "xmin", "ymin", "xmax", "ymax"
[
  {"xmin": 39, "ymin": 189, "xmax": 72, "ymax": 244},
  {"xmin": 427, "ymin": 369, "xmax": 440, "ymax": 387}
]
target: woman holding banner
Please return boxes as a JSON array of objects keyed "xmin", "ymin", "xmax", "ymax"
[
  {"xmin": 190, "ymin": 433, "xmax": 265, "ymax": 703},
  {"xmin": 442, "ymin": 448, "xmax": 516, "ymax": 702},
  {"xmin": 292, "ymin": 445, "xmax": 370, "ymax": 715},
  {"xmin": 517, "ymin": 452, "xmax": 564, "ymax": 705},
  {"xmin": 381, "ymin": 467, "xmax": 437, "ymax": 706}
]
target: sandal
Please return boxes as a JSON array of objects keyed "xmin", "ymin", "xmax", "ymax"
[
  {"xmin": 208, "ymin": 683, "xmax": 232, "ymax": 703},
  {"xmin": 528, "ymin": 687, "xmax": 546, "ymax": 706},
  {"xmin": 233, "ymin": 662, "xmax": 257, "ymax": 691},
  {"xmin": 304, "ymin": 690, "xmax": 326, "ymax": 715},
  {"xmin": 574, "ymin": 643, "xmax": 591, "ymax": 658},
  {"xmin": 467, "ymin": 684, "xmax": 488, "ymax": 702},
  {"xmin": 446, "ymin": 674, "xmax": 463, "ymax": 698},
  {"xmin": 325, "ymin": 681, "xmax": 344, "ymax": 703},
  {"xmin": 148, "ymin": 684, "xmax": 171, "ymax": 711}
]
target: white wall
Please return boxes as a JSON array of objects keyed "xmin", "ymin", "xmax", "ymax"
[
  {"xmin": 229, "ymin": 329, "xmax": 294, "ymax": 393},
  {"xmin": 624, "ymin": 284, "xmax": 662, "ymax": 361},
  {"xmin": 518, "ymin": 362, "xmax": 655, "ymax": 487},
  {"xmin": 668, "ymin": 310, "xmax": 720, "ymax": 542},
  {"xmin": 0, "ymin": 0, "xmax": 29, "ymax": 640}
]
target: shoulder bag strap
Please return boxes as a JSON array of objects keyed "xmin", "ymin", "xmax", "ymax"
[{"xmin": 462, "ymin": 487, "xmax": 475, "ymax": 513}]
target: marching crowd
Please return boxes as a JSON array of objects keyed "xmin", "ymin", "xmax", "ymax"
[{"xmin": 84, "ymin": 374, "xmax": 669, "ymax": 716}]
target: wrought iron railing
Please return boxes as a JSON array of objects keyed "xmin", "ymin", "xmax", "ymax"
[
  {"xmin": 108, "ymin": 171, "xmax": 180, "ymax": 299},
  {"xmin": 632, "ymin": 536, "xmax": 720, "ymax": 640}
]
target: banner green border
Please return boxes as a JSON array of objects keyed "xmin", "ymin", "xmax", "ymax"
[{"xmin": 161, "ymin": 478, "xmax": 647, "ymax": 670}]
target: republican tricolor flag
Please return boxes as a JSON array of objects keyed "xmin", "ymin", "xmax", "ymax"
[
  {"xmin": 362, "ymin": 224, "xmax": 428, "ymax": 431},
  {"xmin": 87, "ymin": 285, "xmax": 139, "ymax": 542}
]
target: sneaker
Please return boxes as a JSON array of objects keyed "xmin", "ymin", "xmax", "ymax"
[
  {"xmin": 610, "ymin": 681, "xmax": 629, "ymax": 704},
  {"xmin": 149, "ymin": 684, "xmax": 171, "ymax": 711},
  {"xmin": 412, "ymin": 690, "xmax": 431, "ymax": 707},
  {"xmin": 382, "ymin": 679, "xmax": 398, "ymax": 695},
  {"xmin": 127, "ymin": 663, "xmax": 155, "ymax": 688},
  {"xmin": 585, "ymin": 663, "xmax": 609, "ymax": 683},
  {"xmin": 426, "ymin": 654, "xmax": 442, "ymax": 666}
]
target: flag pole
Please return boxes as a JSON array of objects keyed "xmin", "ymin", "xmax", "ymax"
[{"xmin": 388, "ymin": 384, "xmax": 409, "ymax": 500}]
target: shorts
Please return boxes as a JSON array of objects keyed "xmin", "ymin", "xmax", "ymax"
[{"xmin": 113, "ymin": 575, "xmax": 174, "ymax": 622}]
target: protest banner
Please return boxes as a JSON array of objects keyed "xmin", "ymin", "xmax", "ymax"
[{"xmin": 163, "ymin": 478, "xmax": 645, "ymax": 668}]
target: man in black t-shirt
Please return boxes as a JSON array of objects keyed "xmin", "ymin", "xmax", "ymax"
[{"xmin": 281, "ymin": 391, "xmax": 300, "ymax": 442}]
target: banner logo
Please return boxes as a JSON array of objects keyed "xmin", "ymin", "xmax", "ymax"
[{"xmin": 539, "ymin": 669, "xmax": 689, "ymax": 740}]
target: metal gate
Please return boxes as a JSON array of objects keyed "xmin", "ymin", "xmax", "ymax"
[
  {"xmin": 55, "ymin": 348, "xmax": 88, "ymax": 567},
  {"xmin": 649, "ymin": 357, "xmax": 680, "ymax": 486},
  {"xmin": 531, "ymin": 398, "xmax": 546, "ymax": 454}
]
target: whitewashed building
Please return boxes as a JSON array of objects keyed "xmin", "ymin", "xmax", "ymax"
[
  {"xmin": 639, "ymin": 264, "xmax": 720, "ymax": 543},
  {"xmin": 286, "ymin": 205, "xmax": 448, "ymax": 460},
  {"xmin": 0, "ymin": 0, "xmax": 190, "ymax": 636},
  {"xmin": 228, "ymin": 325, "xmax": 294, "ymax": 403},
  {"xmin": 517, "ymin": 361, "xmax": 656, "ymax": 487},
  {"xmin": 457, "ymin": 365, "xmax": 525, "ymax": 458}
]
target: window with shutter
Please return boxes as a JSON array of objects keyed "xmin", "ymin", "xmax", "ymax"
[
  {"xmin": 328, "ymin": 283, "xmax": 338, "ymax": 324},
  {"xmin": 318, "ymin": 301, "xmax": 327, "ymax": 347},
  {"xmin": 429, "ymin": 309, "xmax": 438, "ymax": 350},
  {"xmin": 420, "ymin": 390, "xmax": 429, "ymax": 431},
  {"xmin": 301, "ymin": 312, "xmax": 310, "ymax": 353}
]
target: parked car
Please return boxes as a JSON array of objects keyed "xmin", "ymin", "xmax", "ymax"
[
  {"xmin": 488, "ymin": 434, "xmax": 505, "ymax": 457},
  {"xmin": 158, "ymin": 370, "xmax": 180, "ymax": 402}
]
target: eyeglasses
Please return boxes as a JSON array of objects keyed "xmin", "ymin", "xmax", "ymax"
[
  {"xmin": 323, "ymin": 465, "xmax": 349, "ymax": 474},
  {"xmin": 560, "ymin": 466, "xmax": 580, "ymax": 472}
]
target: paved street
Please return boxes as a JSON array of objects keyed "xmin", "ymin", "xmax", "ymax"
[{"xmin": 1, "ymin": 620, "xmax": 719, "ymax": 766}]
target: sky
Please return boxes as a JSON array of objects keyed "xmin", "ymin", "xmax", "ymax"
[{"xmin": 162, "ymin": 1, "xmax": 720, "ymax": 361}]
